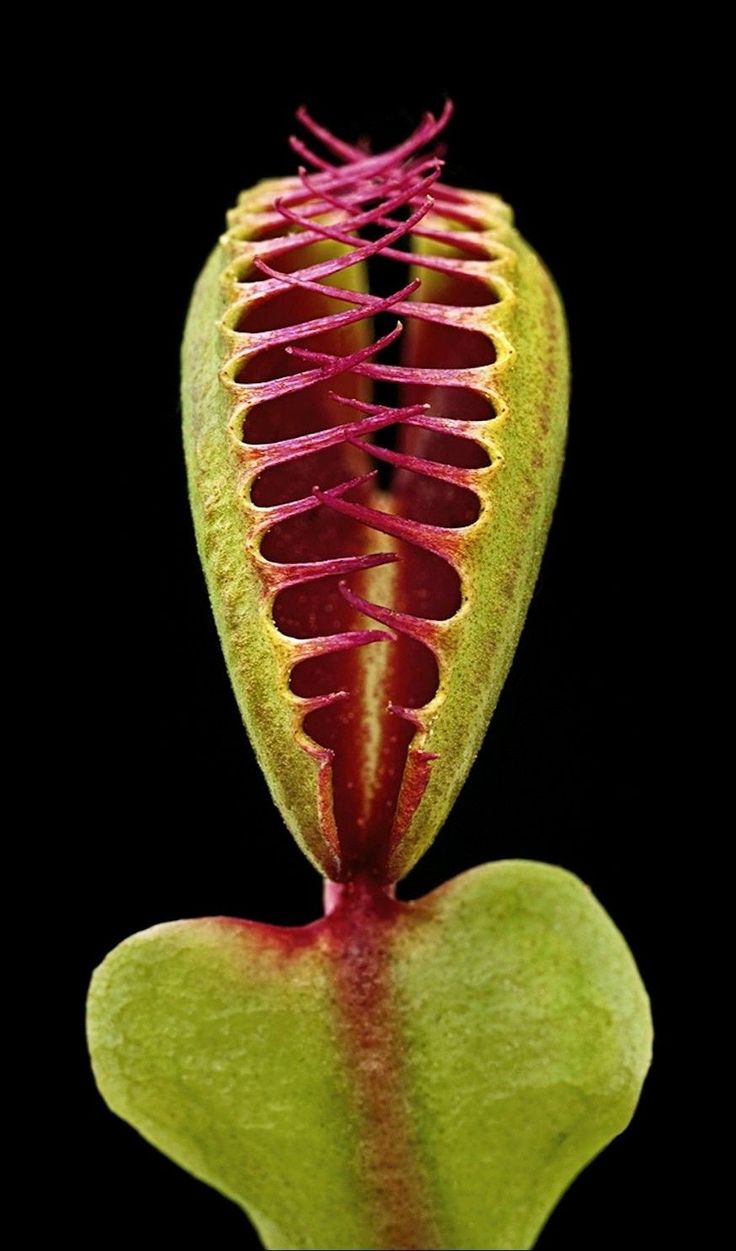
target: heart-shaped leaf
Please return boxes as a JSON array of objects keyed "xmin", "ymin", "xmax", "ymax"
[{"xmin": 88, "ymin": 861, "xmax": 651, "ymax": 1250}]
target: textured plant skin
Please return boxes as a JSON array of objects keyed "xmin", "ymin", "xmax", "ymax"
[
  {"xmin": 181, "ymin": 126, "xmax": 568, "ymax": 882},
  {"xmin": 87, "ymin": 106, "xmax": 651, "ymax": 1251},
  {"xmin": 88, "ymin": 862, "xmax": 651, "ymax": 1250}
]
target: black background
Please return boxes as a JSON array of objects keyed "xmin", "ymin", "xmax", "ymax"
[{"xmin": 64, "ymin": 55, "xmax": 681, "ymax": 1249}]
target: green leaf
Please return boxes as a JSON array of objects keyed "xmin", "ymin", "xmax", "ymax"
[{"xmin": 87, "ymin": 861, "xmax": 651, "ymax": 1250}]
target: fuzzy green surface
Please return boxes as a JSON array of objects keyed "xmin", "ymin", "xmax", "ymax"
[
  {"xmin": 88, "ymin": 861, "xmax": 651, "ymax": 1249},
  {"xmin": 394, "ymin": 862, "xmax": 651, "ymax": 1248},
  {"xmin": 388, "ymin": 227, "xmax": 569, "ymax": 878},
  {"xmin": 182, "ymin": 237, "xmax": 341, "ymax": 878},
  {"xmin": 88, "ymin": 917, "xmax": 373, "ymax": 1247}
]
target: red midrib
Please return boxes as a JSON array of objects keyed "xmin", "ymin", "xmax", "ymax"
[
  {"xmin": 224, "ymin": 879, "xmax": 444, "ymax": 1248},
  {"xmin": 324, "ymin": 879, "xmax": 443, "ymax": 1249}
]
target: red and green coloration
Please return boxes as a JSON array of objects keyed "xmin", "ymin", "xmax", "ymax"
[
  {"xmin": 182, "ymin": 102, "xmax": 567, "ymax": 883},
  {"xmin": 87, "ymin": 106, "xmax": 651, "ymax": 1250}
]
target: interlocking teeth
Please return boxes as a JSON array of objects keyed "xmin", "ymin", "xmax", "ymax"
[{"xmin": 221, "ymin": 102, "xmax": 500, "ymax": 868}]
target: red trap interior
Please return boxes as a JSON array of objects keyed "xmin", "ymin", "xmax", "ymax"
[{"xmin": 235, "ymin": 106, "xmax": 495, "ymax": 877}]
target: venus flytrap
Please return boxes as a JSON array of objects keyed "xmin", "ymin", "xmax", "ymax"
[{"xmin": 87, "ymin": 104, "xmax": 652, "ymax": 1251}]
